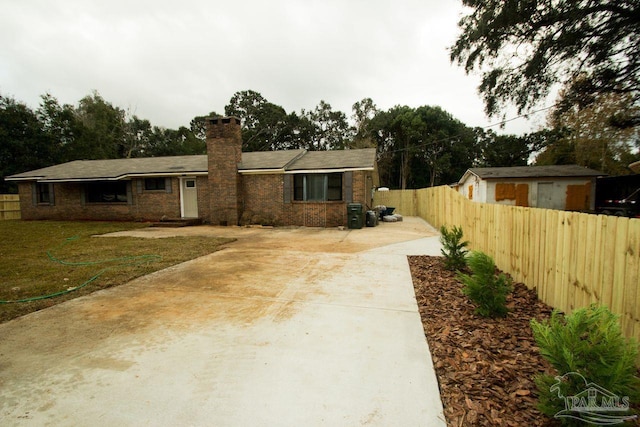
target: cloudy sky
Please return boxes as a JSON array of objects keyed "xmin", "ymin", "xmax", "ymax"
[{"xmin": 1, "ymin": 0, "xmax": 550, "ymax": 135}]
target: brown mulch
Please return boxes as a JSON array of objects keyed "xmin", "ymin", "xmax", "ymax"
[{"xmin": 409, "ymin": 255, "xmax": 560, "ymax": 426}]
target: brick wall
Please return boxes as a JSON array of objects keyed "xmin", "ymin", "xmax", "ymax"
[
  {"xmin": 283, "ymin": 202, "xmax": 346, "ymax": 227},
  {"xmin": 240, "ymin": 170, "xmax": 373, "ymax": 227},
  {"xmin": 17, "ymin": 178, "xmax": 200, "ymax": 222},
  {"xmin": 206, "ymin": 117, "xmax": 242, "ymax": 226},
  {"xmin": 240, "ymin": 174, "xmax": 284, "ymax": 225}
]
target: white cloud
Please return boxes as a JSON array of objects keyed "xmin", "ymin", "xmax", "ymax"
[{"xmin": 0, "ymin": 0, "xmax": 546, "ymax": 134}]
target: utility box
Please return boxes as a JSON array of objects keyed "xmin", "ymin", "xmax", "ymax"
[{"xmin": 347, "ymin": 203, "xmax": 363, "ymax": 229}]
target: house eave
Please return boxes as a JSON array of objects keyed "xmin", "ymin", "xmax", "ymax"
[
  {"xmin": 7, "ymin": 171, "xmax": 209, "ymax": 183},
  {"xmin": 285, "ymin": 167, "xmax": 375, "ymax": 174},
  {"xmin": 458, "ymin": 169, "xmax": 477, "ymax": 185},
  {"xmin": 238, "ymin": 168, "xmax": 286, "ymax": 175}
]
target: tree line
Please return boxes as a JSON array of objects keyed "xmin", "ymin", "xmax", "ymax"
[
  {"xmin": 3, "ymin": 0, "xmax": 640, "ymax": 193},
  {"xmin": 2, "ymin": 87, "xmax": 638, "ymax": 193}
]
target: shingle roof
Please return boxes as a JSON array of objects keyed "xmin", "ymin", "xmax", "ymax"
[
  {"xmin": 463, "ymin": 165, "xmax": 605, "ymax": 182},
  {"xmin": 287, "ymin": 148, "xmax": 377, "ymax": 171},
  {"xmin": 238, "ymin": 150, "xmax": 305, "ymax": 171},
  {"xmin": 6, "ymin": 148, "xmax": 377, "ymax": 182},
  {"xmin": 7, "ymin": 156, "xmax": 209, "ymax": 182}
]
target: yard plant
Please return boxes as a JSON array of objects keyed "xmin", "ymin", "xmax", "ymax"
[
  {"xmin": 0, "ymin": 220, "xmax": 233, "ymax": 322},
  {"xmin": 439, "ymin": 225, "xmax": 469, "ymax": 271},
  {"xmin": 458, "ymin": 250, "xmax": 512, "ymax": 318},
  {"xmin": 531, "ymin": 305, "xmax": 640, "ymax": 425}
]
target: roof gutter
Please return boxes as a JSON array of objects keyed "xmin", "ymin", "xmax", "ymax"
[
  {"xmin": 7, "ymin": 171, "xmax": 208, "ymax": 183},
  {"xmin": 285, "ymin": 167, "xmax": 375, "ymax": 174},
  {"xmin": 238, "ymin": 168, "xmax": 286, "ymax": 175}
]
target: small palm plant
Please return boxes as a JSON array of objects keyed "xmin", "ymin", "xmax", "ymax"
[
  {"xmin": 458, "ymin": 250, "xmax": 512, "ymax": 318},
  {"xmin": 439, "ymin": 225, "xmax": 469, "ymax": 271}
]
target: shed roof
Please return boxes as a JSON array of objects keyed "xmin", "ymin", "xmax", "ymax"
[
  {"xmin": 6, "ymin": 148, "xmax": 377, "ymax": 182},
  {"xmin": 460, "ymin": 165, "xmax": 605, "ymax": 184}
]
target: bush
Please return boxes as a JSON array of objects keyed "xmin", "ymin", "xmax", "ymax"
[
  {"xmin": 458, "ymin": 251, "xmax": 512, "ymax": 317},
  {"xmin": 439, "ymin": 225, "xmax": 469, "ymax": 271},
  {"xmin": 531, "ymin": 305, "xmax": 640, "ymax": 424}
]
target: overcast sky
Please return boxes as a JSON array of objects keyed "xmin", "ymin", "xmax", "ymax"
[{"xmin": 1, "ymin": 0, "xmax": 550, "ymax": 135}]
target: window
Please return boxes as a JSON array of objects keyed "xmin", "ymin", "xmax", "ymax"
[
  {"xmin": 87, "ymin": 181, "xmax": 128, "ymax": 203},
  {"xmin": 144, "ymin": 178, "xmax": 166, "ymax": 191},
  {"xmin": 37, "ymin": 183, "xmax": 51, "ymax": 204},
  {"xmin": 293, "ymin": 173, "xmax": 342, "ymax": 201}
]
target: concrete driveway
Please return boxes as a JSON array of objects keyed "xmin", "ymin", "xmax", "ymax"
[{"xmin": 0, "ymin": 217, "xmax": 446, "ymax": 426}]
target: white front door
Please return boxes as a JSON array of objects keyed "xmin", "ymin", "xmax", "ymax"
[{"xmin": 180, "ymin": 178, "xmax": 199, "ymax": 218}]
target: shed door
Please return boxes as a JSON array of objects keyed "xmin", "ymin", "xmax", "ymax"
[
  {"xmin": 180, "ymin": 178, "xmax": 199, "ymax": 218},
  {"xmin": 537, "ymin": 182, "xmax": 562, "ymax": 210}
]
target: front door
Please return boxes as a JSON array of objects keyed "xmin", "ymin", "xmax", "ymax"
[{"xmin": 180, "ymin": 178, "xmax": 199, "ymax": 218}]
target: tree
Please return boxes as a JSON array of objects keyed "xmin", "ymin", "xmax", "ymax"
[
  {"xmin": 69, "ymin": 91, "xmax": 127, "ymax": 160},
  {"xmin": 412, "ymin": 105, "xmax": 475, "ymax": 187},
  {"xmin": 351, "ymin": 98, "xmax": 379, "ymax": 149},
  {"xmin": 371, "ymin": 105, "xmax": 476, "ymax": 189},
  {"xmin": 0, "ymin": 95, "xmax": 53, "ymax": 192},
  {"xmin": 302, "ymin": 101, "xmax": 352, "ymax": 151},
  {"xmin": 537, "ymin": 88, "xmax": 640, "ymax": 174},
  {"xmin": 37, "ymin": 93, "xmax": 79, "ymax": 161},
  {"xmin": 475, "ymin": 129, "xmax": 532, "ymax": 167},
  {"xmin": 450, "ymin": 0, "xmax": 640, "ymax": 123},
  {"xmin": 224, "ymin": 90, "xmax": 291, "ymax": 151}
]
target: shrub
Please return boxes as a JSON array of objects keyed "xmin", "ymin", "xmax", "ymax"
[
  {"xmin": 439, "ymin": 225, "xmax": 469, "ymax": 271},
  {"xmin": 531, "ymin": 305, "xmax": 640, "ymax": 424},
  {"xmin": 458, "ymin": 251, "xmax": 512, "ymax": 317}
]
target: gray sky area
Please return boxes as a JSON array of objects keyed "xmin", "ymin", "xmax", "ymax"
[{"xmin": 0, "ymin": 0, "xmax": 550, "ymax": 135}]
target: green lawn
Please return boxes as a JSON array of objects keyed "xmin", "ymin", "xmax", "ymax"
[{"xmin": 0, "ymin": 220, "xmax": 234, "ymax": 323}]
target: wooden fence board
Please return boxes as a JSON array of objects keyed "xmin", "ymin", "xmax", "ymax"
[
  {"xmin": 623, "ymin": 220, "xmax": 640, "ymax": 339},
  {"xmin": 612, "ymin": 217, "xmax": 629, "ymax": 315},
  {"xmin": 0, "ymin": 194, "xmax": 21, "ymax": 220},
  {"xmin": 583, "ymin": 213, "xmax": 598, "ymax": 306},
  {"xmin": 373, "ymin": 186, "xmax": 640, "ymax": 358}
]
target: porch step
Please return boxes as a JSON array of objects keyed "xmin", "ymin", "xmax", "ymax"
[{"xmin": 150, "ymin": 217, "xmax": 203, "ymax": 227}]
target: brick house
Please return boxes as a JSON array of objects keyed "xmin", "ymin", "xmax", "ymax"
[{"xmin": 6, "ymin": 117, "xmax": 379, "ymax": 227}]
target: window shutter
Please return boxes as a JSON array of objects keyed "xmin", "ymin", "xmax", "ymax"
[
  {"xmin": 165, "ymin": 178, "xmax": 172, "ymax": 193},
  {"xmin": 126, "ymin": 182, "xmax": 133, "ymax": 205},
  {"xmin": 283, "ymin": 175, "xmax": 292, "ymax": 203},
  {"xmin": 344, "ymin": 171, "xmax": 353, "ymax": 203},
  {"xmin": 48, "ymin": 183, "xmax": 55, "ymax": 205},
  {"xmin": 136, "ymin": 179, "xmax": 143, "ymax": 194},
  {"xmin": 31, "ymin": 183, "xmax": 37, "ymax": 206}
]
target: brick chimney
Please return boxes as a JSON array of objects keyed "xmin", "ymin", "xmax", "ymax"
[{"xmin": 206, "ymin": 117, "xmax": 242, "ymax": 226}]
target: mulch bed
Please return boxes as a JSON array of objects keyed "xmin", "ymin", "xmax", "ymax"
[
  {"xmin": 409, "ymin": 255, "xmax": 640, "ymax": 426},
  {"xmin": 409, "ymin": 255, "xmax": 560, "ymax": 426}
]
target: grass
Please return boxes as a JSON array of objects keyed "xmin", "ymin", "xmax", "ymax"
[{"xmin": 0, "ymin": 220, "xmax": 234, "ymax": 323}]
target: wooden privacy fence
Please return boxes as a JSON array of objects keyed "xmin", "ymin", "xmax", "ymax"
[
  {"xmin": 0, "ymin": 194, "xmax": 20, "ymax": 220},
  {"xmin": 374, "ymin": 186, "xmax": 640, "ymax": 347}
]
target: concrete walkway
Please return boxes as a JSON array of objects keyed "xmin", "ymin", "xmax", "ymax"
[{"xmin": 0, "ymin": 217, "xmax": 446, "ymax": 426}]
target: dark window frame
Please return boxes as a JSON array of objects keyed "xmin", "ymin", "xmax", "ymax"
[
  {"xmin": 293, "ymin": 173, "xmax": 343, "ymax": 202},
  {"xmin": 144, "ymin": 177, "xmax": 166, "ymax": 191},
  {"xmin": 86, "ymin": 181, "xmax": 128, "ymax": 204},
  {"xmin": 36, "ymin": 183, "xmax": 51, "ymax": 204}
]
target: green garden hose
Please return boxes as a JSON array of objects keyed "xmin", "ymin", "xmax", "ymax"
[{"xmin": 1, "ymin": 236, "xmax": 161, "ymax": 304}]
